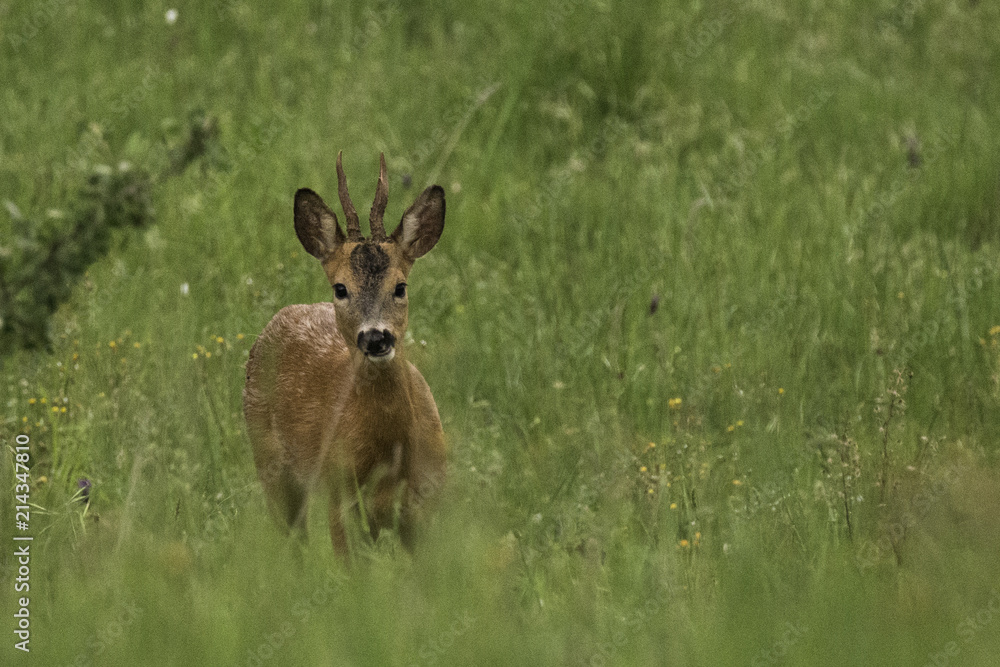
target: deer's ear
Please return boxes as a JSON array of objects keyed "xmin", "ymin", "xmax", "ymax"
[
  {"xmin": 391, "ymin": 185, "xmax": 445, "ymax": 260},
  {"xmin": 294, "ymin": 189, "xmax": 344, "ymax": 259}
]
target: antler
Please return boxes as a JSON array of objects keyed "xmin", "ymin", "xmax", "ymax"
[
  {"xmin": 336, "ymin": 151, "xmax": 362, "ymax": 241},
  {"xmin": 369, "ymin": 153, "xmax": 389, "ymax": 242}
]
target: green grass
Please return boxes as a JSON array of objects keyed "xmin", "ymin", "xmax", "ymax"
[{"xmin": 3, "ymin": 0, "xmax": 1000, "ymax": 664}]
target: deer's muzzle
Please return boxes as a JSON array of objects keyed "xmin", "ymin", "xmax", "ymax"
[{"xmin": 357, "ymin": 328, "xmax": 396, "ymax": 361}]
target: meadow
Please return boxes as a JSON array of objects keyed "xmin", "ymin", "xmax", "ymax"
[{"xmin": 2, "ymin": 1, "xmax": 1000, "ymax": 664}]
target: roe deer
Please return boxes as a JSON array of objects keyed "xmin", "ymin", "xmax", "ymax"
[{"xmin": 243, "ymin": 152, "xmax": 446, "ymax": 556}]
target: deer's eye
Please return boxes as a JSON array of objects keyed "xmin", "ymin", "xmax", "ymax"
[
  {"xmin": 333, "ymin": 283, "xmax": 348, "ymax": 300},
  {"xmin": 394, "ymin": 283, "xmax": 407, "ymax": 299}
]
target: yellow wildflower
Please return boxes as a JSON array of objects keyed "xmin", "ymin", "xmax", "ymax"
[
  {"xmin": 216, "ymin": 337, "xmax": 224, "ymax": 344},
  {"xmin": 28, "ymin": 398, "xmax": 36, "ymax": 405},
  {"xmin": 727, "ymin": 425, "xmax": 735, "ymax": 432},
  {"xmin": 639, "ymin": 466, "xmax": 647, "ymax": 473},
  {"xmin": 237, "ymin": 333, "xmax": 245, "ymax": 340},
  {"xmin": 990, "ymin": 325, "xmax": 1000, "ymax": 336},
  {"xmin": 109, "ymin": 340, "xmax": 116, "ymax": 348},
  {"xmin": 732, "ymin": 479, "xmax": 742, "ymax": 486},
  {"xmin": 670, "ymin": 503, "xmax": 677, "ymax": 510},
  {"xmin": 679, "ymin": 539, "xmax": 690, "ymax": 548},
  {"xmin": 778, "ymin": 387, "xmax": 785, "ymax": 395}
]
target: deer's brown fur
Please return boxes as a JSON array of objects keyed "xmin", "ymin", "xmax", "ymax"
[{"xmin": 243, "ymin": 152, "xmax": 446, "ymax": 555}]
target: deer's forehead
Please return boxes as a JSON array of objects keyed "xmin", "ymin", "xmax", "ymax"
[
  {"xmin": 350, "ymin": 242, "xmax": 390, "ymax": 279},
  {"xmin": 324, "ymin": 241, "xmax": 407, "ymax": 286}
]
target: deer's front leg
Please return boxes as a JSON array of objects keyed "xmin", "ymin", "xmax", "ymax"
[{"xmin": 328, "ymin": 494, "xmax": 351, "ymax": 559}]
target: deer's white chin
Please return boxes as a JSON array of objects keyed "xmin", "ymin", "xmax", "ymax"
[{"xmin": 365, "ymin": 348, "xmax": 395, "ymax": 363}]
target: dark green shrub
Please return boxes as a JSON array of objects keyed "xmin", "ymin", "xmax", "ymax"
[{"xmin": 1, "ymin": 162, "xmax": 154, "ymax": 352}]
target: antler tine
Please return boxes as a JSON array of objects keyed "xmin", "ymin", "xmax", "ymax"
[
  {"xmin": 336, "ymin": 151, "xmax": 362, "ymax": 241},
  {"xmin": 369, "ymin": 153, "xmax": 389, "ymax": 242}
]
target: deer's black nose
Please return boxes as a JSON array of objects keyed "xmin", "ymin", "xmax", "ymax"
[{"xmin": 357, "ymin": 329, "xmax": 395, "ymax": 357}]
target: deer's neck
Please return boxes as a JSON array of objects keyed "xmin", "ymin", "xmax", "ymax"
[
  {"xmin": 348, "ymin": 351, "xmax": 413, "ymax": 413},
  {"xmin": 340, "ymin": 351, "xmax": 415, "ymax": 469}
]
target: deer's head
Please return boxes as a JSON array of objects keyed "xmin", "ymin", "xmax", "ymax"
[{"xmin": 293, "ymin": 152, "xmax": 445, "ymax": 364}]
